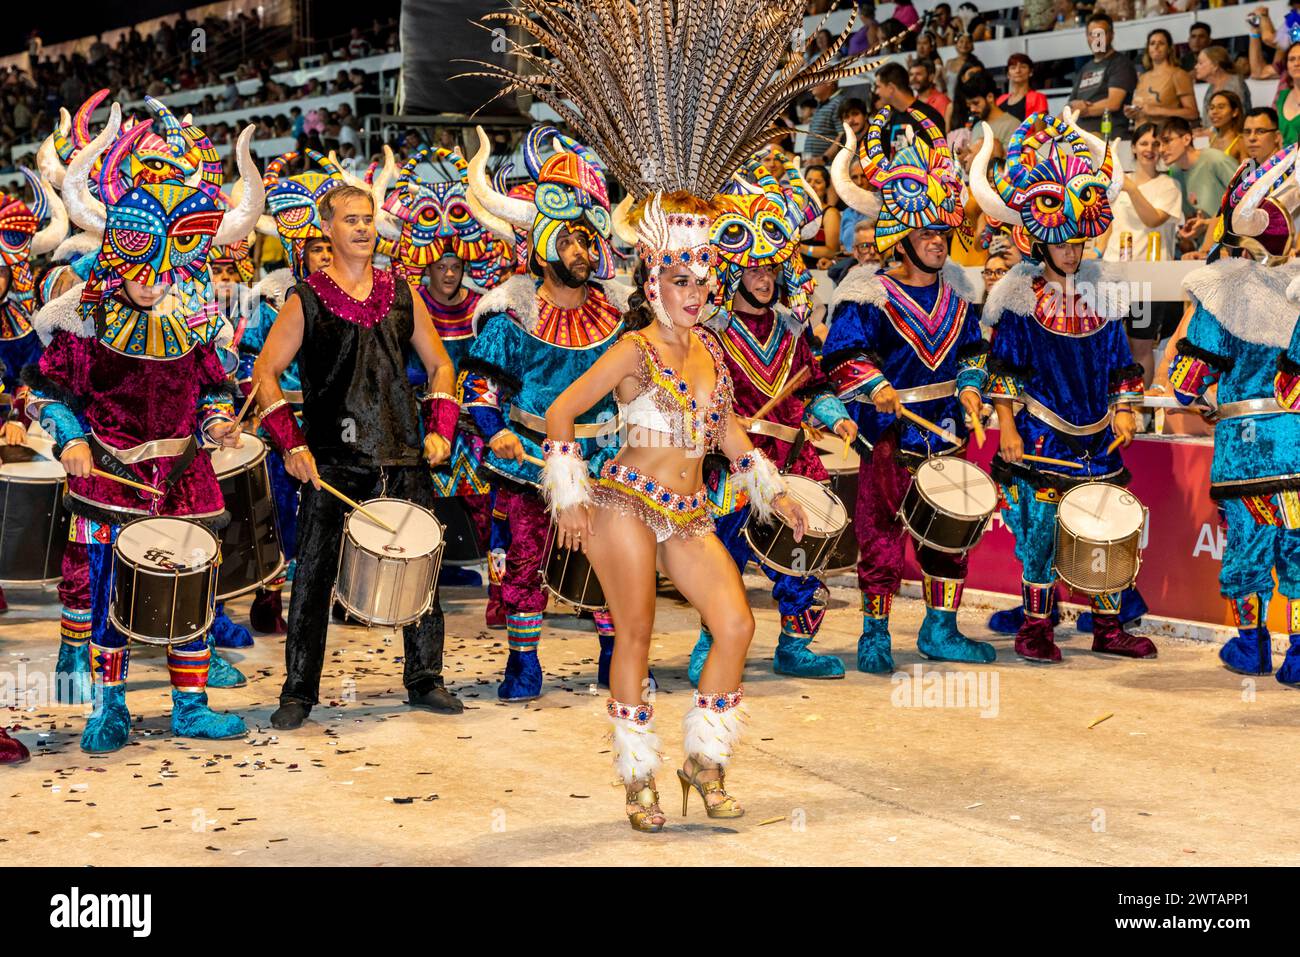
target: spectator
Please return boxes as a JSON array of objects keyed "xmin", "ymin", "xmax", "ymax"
[
  {"xmin": 1067, "ymin": 12, "xmax": 1138, "ymax": 137},
  {"xmin": 942, "ymin": 32, "xmax": 983, "ymax": 101},
  {"xmin": 802, "ymin": 80, "xmax": 841, "ymax": 165},
  {"xmin": 348, "ymin": 27, "xmax": 372, "ymax": 60},
  {"xmin": 1052, "ymin": 0, "xmax": 1080, "ymax": 31},
  {"xmin": 1247, "ymin": 7, "xmax": 1288, "ymax": 81},
  {"xmin": 806, "ymin": 28, "xmax": 837, "ymax": 65},
  {"xmin": 844, "ymin": 4, "xmax": 881, "ymax": 58},
  {"xmin": 830, "ymin": 220, "xmax": 882, "ymax": 284},
  {"xmin": 914, "ymin": 32, "xmax": 942, "ymax": 74},
  {"xmin": 1271, "ymin": 43, "xmax": 1300, "ymax": 146},
  {"xmin": 873, "ymin": 61, "xmax": 947, "ymax": 149},
  {"xmin": 839, "ymin": 97, "xmax": 869, "ymax": 146},
  {"xmin": 893, "ymin": 0, "xmax": 920, "ymax": 31},
  {"xmin": 1194, "ymin": 46, "xmax": 1252, "ymax": 126},
  {"xmin": 1102, "ymin": 122, "xmax": 1183, "ymax": 383},
  {"xmin": 997, "ymin": 53, "xmax": 1048, "ymax": 122},
  {"xmin": 838, "ymin": 157, "xmax": 872, "ymax": 254},
  {"xmin": 980, "ymin": 253, "xmax": 1012, "ymax": 301},
  {"xmin": 961, "ymin": 3, "xmax": 997, "ymax": 42},
  {"xmin": 1206, "ymin": 90, "xmax": 1247, "ymax": 163},
  {"xmin": 962, "ymin": 71, "xmax": 1018, "ymax": 148},
  {"xmin": 1093, "ymin": 0, "xmax": 1134, "ymax": 24},
  {"xmin": 1160, "ymin": 115, "xmax": 1239, "ymax": 225},
  {"xmin": 1126, "ymin": 29, "xmax": 1198, "ymax": 130},
  {"xmin": 909, "ymin": 60, "xmax": 950, "ymax": 120},
  {"xmin": 1022, "ymin": 0, "xmax": 1056, "ymax": 35},
  {"xmin": 1181, "ymin": 22, "xmax": 1212, "ymax": 72},
  {"xmin": 800, "ymin": 164, "xmax": 842, "ymax": 266}
]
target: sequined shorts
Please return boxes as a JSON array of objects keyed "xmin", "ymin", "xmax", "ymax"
[{"xmin": 591, "ymin": 461, "xmax": 715, "ymax": 544}]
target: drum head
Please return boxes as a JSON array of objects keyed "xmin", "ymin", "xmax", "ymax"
[
  {"xmin": 812, "ymin": 434, "xmax": 860, "ymax": 472},
  {"xmin": 1058, "ymin": 483, "xmax": 1144, "ymax": 540},
  {"xmin": 210, "ymin": 434, "xmax": 266, "ymax": 477},
  {"xmin": 780, "ymin": 474, "xmax": 848, "ymax": 535},
  {"xmin": 915, "ymin": 458, "xmax": 996, "ymax": 519},
  {"xmin": 346, "ymin": 498, "xmax": 443, "ymax": 559},
  {"xmin": 117, "ymin": 518, "xmax": 219, "ymax": 570},
  {"xmin": 0, "ymin": 457, "xmax": 66, "ymax": 480}
]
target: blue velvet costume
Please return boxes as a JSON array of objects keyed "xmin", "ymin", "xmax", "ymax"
[
  {"xmin": 983, "ymin": 260, "xmax": 1146, "ymax": 623},
  {"xmin": 1171, "ymin": 256, "xmax": 1300, "ymax": 681}
]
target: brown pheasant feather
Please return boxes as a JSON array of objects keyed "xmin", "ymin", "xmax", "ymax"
[{"xmin": 456, "ymin": 0, "xmax": 888, "ymax": 199}]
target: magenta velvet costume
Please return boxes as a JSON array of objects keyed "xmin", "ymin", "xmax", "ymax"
[{"xmin": 21, "ymin": 96, "xmax": 265, "ymax": 753}]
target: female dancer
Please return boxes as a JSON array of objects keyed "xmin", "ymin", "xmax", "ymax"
[{"xmin": 542, "ymin": 198, "xmax": 805, "ymax": 831}]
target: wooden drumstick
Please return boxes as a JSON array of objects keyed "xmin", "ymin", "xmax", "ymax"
[
  {"xmin": 897, "ymin": 405, "xmax": 961, "ymax": 446},
  {"xmin": 233, "ymin": 381, "xmax": 260, "ymax": 425},
  {"xmin": 316, "ymin": 479, "xmax": 398, "ymax": 533},
  {"xmin": 1023, "ymin": 454, "xmax": 1085, "ymax": 470},
  {"xmin": 750, "ymin": 366, "xmax": 811, "ymax": 424},
  {"xmin": 91, "ymin": 468, "xmax": 164, "ymax": 497},
  {"xmin": 523, "ymin": 453, "xmax": 545, "ymax": 468},
  {"xmin": 1106, "ymin": 436, "xmax": 1125, "ymax": 455}
]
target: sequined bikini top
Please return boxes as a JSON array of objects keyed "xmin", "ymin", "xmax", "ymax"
[{"xmin": 620, "ymin": 327, "xmax": 733, "ymax": 454}]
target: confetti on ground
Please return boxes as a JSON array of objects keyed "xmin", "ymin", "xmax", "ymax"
[
  {"xmin": 758, "ymin": 816, "xmax": 785, "ymax": 826},
  {"xmin": 965, "ymin": 803, "xmax": 983, "ymax": 810},
  {"xmin": 1089, "ymin": 713, "xmax": 1114, "ymax": 729}
]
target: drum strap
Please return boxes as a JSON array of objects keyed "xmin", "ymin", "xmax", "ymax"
[
  {"xmin": 88, "ymin": 434, "xmax": 197, "ymax": 491},
  {"xmin": 782, "ymin": 429, "xmax": 806, "ymax": 470}
]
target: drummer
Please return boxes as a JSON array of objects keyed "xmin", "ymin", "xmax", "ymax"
[
  {"xmin": 684, "ymin": 157, "xmax": 857, "ymax": 683},
  {"xmin": 969, "ymin": 112, "xmax": 1156, "ymax": 663},
  {"xmin": 22, "ymin": 100, "xmax": 261, "ymax": 752},
  {"xmin": 251, "ymin": 183, "xmax": 464, "ymax": 729},
  {"xmin": 823, "ymin": 109, "xmax": 994, "ymax": 673}
]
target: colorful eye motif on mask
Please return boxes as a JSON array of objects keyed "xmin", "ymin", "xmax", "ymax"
[
  {"xmin": 263, "ymin": 150, "xmax": 345, "ymax": 280},
  {"xmin": 56, "ymin": 91, "xmax": 201, "ymax": 198},
  {"xmin": 377, "ymin": 146, "xmax": 508, "ymax": 289},
  {"xmin": 860, "ymin": 108, "xmax": 964, "ymax": 254},
  {"xmin": 991, "ymin": 114, "xmax": 1115, "ymax": 245},
  {"xmin": 522, "ymin": 126, "xmax": 613, "ymax": 280}
]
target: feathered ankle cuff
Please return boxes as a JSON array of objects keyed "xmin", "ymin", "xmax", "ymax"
[
  {"xmin": 541, "ymin": 439, "xmax": 591, "ymax": 516},
  {"xmin": 730, "ymin": 448, "xmax": 784, "ymax": 523},
  {"xmin": 683, "ymin": 688, "xmax": 747, "ymax": 770},
  {"xmin": 607, "ymin": 698, "xmax": 662, "ymax": 785}
]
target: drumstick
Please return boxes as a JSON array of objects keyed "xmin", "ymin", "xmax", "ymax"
[
  {"xmin": 1106, "ymin": 436, "xmax": 1124, "ymax": 455},
  {"xmin": 969, "ymin": 411, "xmax": 986, "ymax": 448},
  {"xmin": 897, "ymin": 405, "xmax": 961, "ymax": 446},
  {"xmin": 233, "ymin": 381, "xmax": 260, "ymax": 425},
  {"xmin": 750, "ymin": 366, "xmax": 812, "ymax": 424},
  {"xmin": 316, "ymin": 479, "xmax": 398, "ymax": 533},
  {"xmin": 1023, "ymin": 454, "xmax": 1085, "ymax": 470},
  {"xmin": 92, "ymin": 468, "xmax": 164, "ymax": 496},
  {"xmin": 523, "ymin": 453, "xmax": 545, "ymax": 468}
]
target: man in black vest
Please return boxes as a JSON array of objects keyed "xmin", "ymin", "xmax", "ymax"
[{"xmin": 253, "ymin": 184, "xmax": 464, "ymax": 728}]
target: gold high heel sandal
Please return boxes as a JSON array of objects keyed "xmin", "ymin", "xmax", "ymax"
[
  {"xmin": 677, "ymin": 761, "xmax": 744, "ymax": 819},
  {"xmin": 625, "ymin": 779, "xmax": 666, "ymax": 832}
]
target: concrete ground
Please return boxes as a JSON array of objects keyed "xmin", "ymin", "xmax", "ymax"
[{"xmin": 1, "ymin": 573, "xmax": 1297, "ymax": 867}]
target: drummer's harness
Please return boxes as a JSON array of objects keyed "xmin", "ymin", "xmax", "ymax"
[{"xmin": 87, "ymin": 433, "xmax": 197, "ymax": 496}]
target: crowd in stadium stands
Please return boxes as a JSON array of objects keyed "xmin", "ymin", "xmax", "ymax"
[
  {"xmin": 0, "ymin": 11, "xmax": 399, "ymax": 168},
  {"xmin": 790, "ymin": 2, "xmax": 1300, "ymax": 272}
]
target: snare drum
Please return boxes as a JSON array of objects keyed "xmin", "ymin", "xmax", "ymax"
[
  {"xmin": 542, "ymin": 530, "xmax": 605, "ymax": 611},
  {"xmin": 211, "ymin": 435, "xmax": 285, "ymax": 599},
  {"xmin": 743, "ymin": 474, "xmax": 849, "ymax": 577},
  {"xmin": 0, "ymin": 450, "xmax": 70, "ymax": 585},
  {"xmin": 898, "ymin": 457, "xmax": 996, "ymax": 554},
  {"xmin": 110, "ymin": 517, "xmax": 220, "ymax": 645},
  {"xmin": 1054, "ymin": 483, "xmax": 1146, "ymax": 595},
  {"xmin": 813, "ymin": 435, "xmax": 860, "ymax": 574},
  {"xmin": 334, "ymin": 498, "xmax": 445, "ymax": 627}
]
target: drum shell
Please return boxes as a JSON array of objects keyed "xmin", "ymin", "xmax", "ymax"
[
  {"xmin": 542, "ymin": 534, "xmax": 606, "ymax": 611},
  {"xmin": 0, "ymin": 471, "xmax": 70, "ymax": 585},
  {"xmin": 109, "ymin": 519, "xmax": 218, "ymax": 645},
  {"xmin": 897, "ymin": 479, "xmax": 992, "ymax": 554},
  {"xmin": 742, "ymin": 475, "xmax": 849, "ymax": 578},
  {"xmin": 215, "ymin": 442, "xmax": 285, "ymax": 599},
  {"xmin": 822, "ymin": 465, "xmax": 859, "ymax": 575},
  {"xmin": 1053, "ymin": 490, "xmax": 1146, "ymax": 595},
  {"xmin": 429, "ymin": 497, "xmax": 486, "ymax": 566},
  {"xmin": 334, "ymin": 503, "xmax": 444, "ymax": 628}
]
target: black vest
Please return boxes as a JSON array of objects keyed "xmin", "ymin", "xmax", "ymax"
[{"xmin": 296, "ymin": 275, "xmax": 422, "ymax": 468}]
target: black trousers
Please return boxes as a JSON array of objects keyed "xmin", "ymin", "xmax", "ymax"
[{"xmin": 281, "ymin": 462, "xmax": 445, "ymax": 706}]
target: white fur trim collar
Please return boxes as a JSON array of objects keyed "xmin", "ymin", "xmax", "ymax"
[
  {"xmin": 1183, "ymin": 258, "xmax": 1300, "ymax": 348},
  {"xmin": 981, "ymin": 260, "xmax": 1132, "ymax": 331},
  {"xmin": 704, "ymin": 303, "xmax": 802, "ymax": 337},
  {"xmin": 32, "ymin": 282, "xmax": 92, "ymax": 345},
  {"xmin": 830, "ymin": 260, "xmax": 980, "ymax": 312},
  {"xmin": 254, "ymin": 268, "xmax": 297, "ymax": 309},
  {"xmin": 472, "ymin": 274, "xmax": 633, "ymax": 335}
]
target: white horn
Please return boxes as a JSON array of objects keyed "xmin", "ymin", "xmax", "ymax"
[
  {"xmin": 829, "ymin": 123, "xmax": 881, "ymax": 220},
  {"xmin": 467, "ymin": 126, "xmax": 535, "ymax": 229},
  {"xmin": 465, "ymin": 178, "xmax": 516, "ymax": 245},
  {"xmin": 372, "ymin": 144, "xmax": 403, "ymax": 241},
  {"xmin": 256, "ymin": 214, "xmax": 278, "ymax": 237},
  {"xmin": 37, "ymin": 133, "xmax": 66, "ymax": 192},
  {"xmin": 611, "ymin": 194, "xmax": 638, "ymax": 246},
  {"xmin": 25, "ymin": 168, "xmax": 68, "ymax": 256},
  {"xmin": 1105, "ymin": 140, "xmax": 1125, "ymax": 201},
  {"xmin": 64, "ymin": 102, "xmax": 119, "ymax": 238},
  {"xmin": 213, "ymin": 126, "xmax": 265, "ymax": 247},
  {"xmin": 968, "ymin": 124, "xmax": 1020, "ymax": 226}
]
